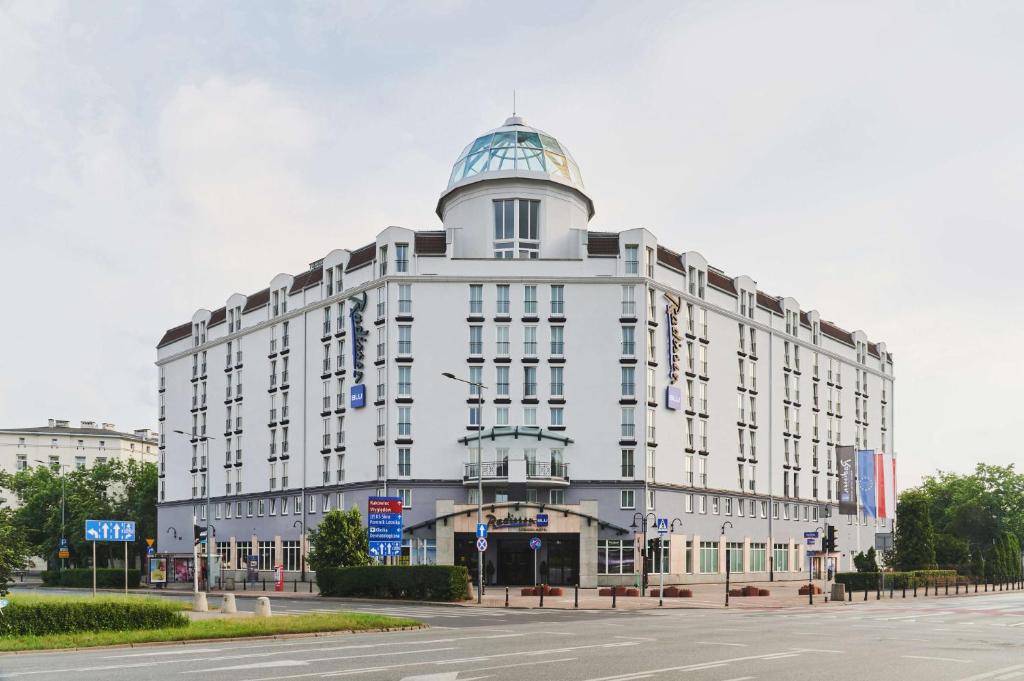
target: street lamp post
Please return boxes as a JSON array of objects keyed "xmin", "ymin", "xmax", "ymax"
[
  {"xmin": 630, "ymin": 512, "xmax": 657, "ymax": 594},
  {"xmin": 721, "ymin": 521, "xmax": 733, "ymax": 607},
  {"xmin": 173, "ymin": 430, "xmax": 214, "ymax": 594},
  {"xmin": 442, "ymin": 372, "xmax": 486, "ymax": 604},
  {"xmin": 34, "ymin": 460, "xmax": 68, "ymax": 572},
  {"xmin": 293, "ymin": 520, "xmax": 306, "ymax": 582}
]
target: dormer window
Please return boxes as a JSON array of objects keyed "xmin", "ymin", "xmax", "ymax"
[{"xmin": 493, "ymin": 198, "xmax": 540, "ymax": 259}]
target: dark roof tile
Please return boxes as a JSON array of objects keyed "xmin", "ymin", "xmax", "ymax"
[
  {"xmin": 587, "ymin": 231, "xmax": 619, "ymax": 257},
  {"xmin": 290, "ymin": 266, "xmax": 323, "ymax": 294},
  {"xmin": 414, "ymin": 230, "xmax": 446, "ymax": 255},
  {"xmin": 242, "ymin": 287, "xmax": 270, "ymax": 313},
  {"xmin": 208, "ymin": 307, "xmax": 226, "ymax": 328},
  {"xmin": 345, "ymin": 243, "xmax": 375, "ymax": 272},
  {"xmin": 657, "ymin": 245, "xmax": 684, "ymax": 273},
  {"xmin": 157, "ymin": 322, "xmax": 191, "ymax": 349},
  {"xmin": 756, "ymin": 291, "xmax": 783, "ymax": 314},
  {"xmin": 707, "ymin": 269, "xmax": 735, "ymax": 294}
]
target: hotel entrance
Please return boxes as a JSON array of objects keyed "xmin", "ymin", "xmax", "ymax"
[{"xmin": 456, "ymin": 532, "xmax": 579, "ymax": 586}]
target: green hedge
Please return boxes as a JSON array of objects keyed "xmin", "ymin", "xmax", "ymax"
[
  {"xmin": 835, "ymin": 569, "xmax": 959, "ymax": 591},
  {"xmin": 0, "ymin": 596, "xmax": 187, "ymax": 636},
  {"xmin": 41, "ymin": 568, "xmax": 141, "ymax": 589},
  {"xmin": 317, "ymin": 565, "xmax": 470, "ymax": 601}
]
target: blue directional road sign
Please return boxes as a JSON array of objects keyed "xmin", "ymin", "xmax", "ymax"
[
  {"xmin": 476, "ymin": 523, "xmax": 488, "ymax": 539},
  {"xmin": 85, "ymin": 519, "xmax": 136, "ymax": 542},
  {"xmin": 367, "ymin": 497, "xmax": 403, "ymax": 558},
  {"xmin": 656, "ymin": 517, "xmax": 669, "ymax": 534}
]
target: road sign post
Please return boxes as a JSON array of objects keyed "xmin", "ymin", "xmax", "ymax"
[
  {"xmin": 529, "ymin": 537, "xmax": 542, "ymax": 586},
  {"xmin": 84, "ymin": 519, "xmax": 136, "ymax": 597},
  {"xmin": 656, "ymin": 518, "xmax": 668, "ymax": 605}
]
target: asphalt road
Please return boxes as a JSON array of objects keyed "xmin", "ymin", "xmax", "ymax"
[{"xmin": 1, "ymin": 590, "xmax": 1022, "ymax": 681}]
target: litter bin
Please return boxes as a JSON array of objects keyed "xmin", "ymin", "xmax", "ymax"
[
  {"xmin": 224, "ymin": 576, "xmax": 236, "ymax": 590},
  {"xmin": 830, "ymin": 583, "xmax": 846, "ymax": 601}
]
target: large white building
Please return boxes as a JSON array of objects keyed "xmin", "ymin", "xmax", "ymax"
[
  {"xmin": 156, "ymin": 116, "xmax": 894, "ymax": 587},
  {"xmin": 0, "ymin": 419, "xmax": 158, "ymax": 480}
]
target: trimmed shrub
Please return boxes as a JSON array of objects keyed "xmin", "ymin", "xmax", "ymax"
[
  {"xmin": 0, "ymin": 596, "xmax": 186, "ymax": 636},
  {"xmin": 835, "ymin": 570, "xmax": 958, "ymax": 591},
  {"xmin": 316, "ymin": 565, "xmax": 469, "ymax": 601},
  {"xmin": 41, "ymin": 569, "xmax": 141, "ymax": 589}
]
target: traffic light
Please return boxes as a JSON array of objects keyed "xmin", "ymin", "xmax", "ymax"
[{"xmin": 824, "ymin": 525, "xmax": 838, "ymax": 553}]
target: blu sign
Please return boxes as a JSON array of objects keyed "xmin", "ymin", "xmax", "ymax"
[
  {"xmin": 665, "ymin": 386, "xmax": 682, "ymax": 411},
  {"xmin": 350, "ymin": 383, "xmax": 366, "ymax": 408}
]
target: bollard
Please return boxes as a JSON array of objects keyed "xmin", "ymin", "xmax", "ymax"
[
  {"xmin": 945, "ymin": 578, "xmax": 949, "ymax": 596},
  {"xmin": 222, "ymin": 593, "xmax": 237, "ymax": 614},
  {"xmin": 294, "ymin": 580, "xmax": 298, "ymax": 593},
  {"xmin": 913, "ymin": 583, "xmax": 917, "ymax": 597},
  {"xmin": 539, "ymin": 585, "xmax": 544, "ymax": 608},
  {"xmin": 975, "ymin": 578, "xmax": 978, "ymax": 593},
  {"xmin": 902, "ymin": 583, "xmax": 906, "ymax": 598},
  {"xmin": 985, "ymin": 580, "xmax": 988, "ymax": 592},
  {"xmin": 848, "ymin": 588, "xmax": 852, "ymax": 602},
  {"xmin": 877, "ymin": 582, "xmax": 881, "ymax": 600},
  {"xmin": 192, "ymin": 591, "xmax": 209, "ymax": 612},
  {"xmin": 505, "ymin": 586, "xmax": 509, "ymax": 608},
  {"xmin": 889, "ymin": 581, "xmax": 894, "ymax": 599},
  {"xmin": 310, "ymin": 581, "xmax": 313, "ymax": 593},
  {"xmin": 924, "ymin": 582, "xmax": 929, "ymax": 597},
  {"xmin": 254, "ymin": 596, "xmax": 272, "ymax": 617},
  {"xmin": 243, "ymin": 579, "xmax": 247, "ymax": 591},
  {"xmin": 262, "ymin": 579, "xmax": 266, "ymax": 591},
  {"xmin": 612, "ymin": 589, "xmax": 617, "ymax": 609},
  {"xmin": 956, "ymin": 581, "xmax": 959, "ymax": 595},
  {"xmin": 574, "ymin": 584, "xmax": 579, "ymax": 609},
  {"xmin": 864, "ymin": 587, "xmax": 868, "ymax": 601}
]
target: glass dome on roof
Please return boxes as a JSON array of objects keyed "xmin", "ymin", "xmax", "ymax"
[{"xmin": 446, "ymin": 116, "xmax": 585, "ymax": 192}]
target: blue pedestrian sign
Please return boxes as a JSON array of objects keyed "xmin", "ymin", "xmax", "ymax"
[
  {"xmin": 85, "ymin": 519, "xmax": 136, "ymax": 542},
  {"xmin": 656, "ymin": 517, "xmax": 669, "ymax": 534},
  {"xmin": 476, "ymin": 523, "xmax": 488, "ymax": 539}
]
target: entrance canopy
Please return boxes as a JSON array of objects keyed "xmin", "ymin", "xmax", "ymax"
[{"xmin": 457, "ymin": 426, "xmax": 573, "ymax": 446}]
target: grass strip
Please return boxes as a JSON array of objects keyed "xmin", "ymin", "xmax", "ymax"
[{"xmin": 0, "ymin": 612, "xmax": 421, "ymax": 652}]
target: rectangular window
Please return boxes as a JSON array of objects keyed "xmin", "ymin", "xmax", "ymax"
[
  {"xmin": 469, "ymin": 284, "xmax": 483, "ymax": 315},
  {"xmin": 398, "ymin": 284, "xmax": 412, "ymax": 314},
  {"xmin": 621, "ymin": 326, "xmax": 635, "ymax": 356},
  {"xmin": 398, "ymin": 325, "xmax": 411, "ymax": 355},
  {"xmin": 523, "ymin": 366, "xmax": 537, "ymax": 397},
  {"xmin": 523, "ymin": 326, "xmax": 537, "ymax": 355},
  {"xmin": 773, "ymin": 543, "xmax": 790, "ymax": 572},
  {"xmin": 621, "ymin": 407, "xmax": 635, "ymax": 438},
  {"xmin": 398, "ymin": 448, "xmax": 411, "ymax": 476},
  {"xmin": 496, "ymin": 284, "xmax": 510, "ymax": 314},
  {"xmin": 550, "ymin": 325, "xmax": 564, "ymax": 355},
  {"xmin": 496, "ymin": 366, "xmax": 509, "ymax": 396},
  {"xmin": 597, "ymin": 539, "xmax": 636, "ymax": 575},
  {"xmin": 469, "ymin": 326, "xmax": 482, "ymax": 355},
  {"xmin": 550, "ymin": 285, "xmax": 564, "ymax": 315},
  {"xmin": 621, "ymin": 285, "xmax": 636, "ymax": 316},
  {"xmin": 550, "ymin": 366, "xmax": 564, "ymax": 396},
  {"xmin": 620, "ymin": 489, "xmax": 635, "ymax": 509},
  {"xmin": 699, "ymin": 541, "xmax": 719, "ymax": 573},
  {"xmin": 496, "ymin": 325, "xmax": 510, "ymax": 356},
  {"xmin": 750, "ymin": 543, "xmax": 767, "ymax": 572},
  {"xmin": 397, "ymin": 406, "xmax": 411, "ymax": 436},
  {"xmin": 621, "ymin": 366, "xmax": 635, "ymax": 397},
  {"xmin": 398, "ymin": 366, "xmax": 411, "ymax": 396},
  {"xmin": 625, "ymin": 245, "xmax": 639, "ymax": 274},
  {"xmin": 398, "ymin": 488, "xmax": 411, "ymax": 509},
  {"xmin": 727, "ymin": 542, "xmax": 743, "ymax": 573},
  {"xmin": 395, "ymin": 243, "xmax": 409, "ymax": 273},
  {"xmin": 524, "ymin": 285, "xmax": 537, "ymax": 314}
]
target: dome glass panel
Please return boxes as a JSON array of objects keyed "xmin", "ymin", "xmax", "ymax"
[{"xmin": 446, "ymin": 118, "xmax": 584, "ymax": 192}]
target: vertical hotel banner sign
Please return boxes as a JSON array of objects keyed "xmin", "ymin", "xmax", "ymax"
[
  {"xmin": 836, "ymin": 445, "xmax": 857, "ymax": 515},
  {"xmin": 664, "ymin": 293, "xmax": 682, "ymax": 410},
  {"xmin": 349, "ymin": 291, "xmax": 368, "ymax": 408},
  {"xmin": 857, "ymin": 449, "xmax": 877, "ymax": 519}
]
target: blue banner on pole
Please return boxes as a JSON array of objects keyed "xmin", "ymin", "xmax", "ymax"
[{"xmin": 857, "ymin": 449, "xmax": 877, "ymax": 519}]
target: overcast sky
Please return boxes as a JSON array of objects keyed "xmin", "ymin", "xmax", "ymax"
[{"xmin": 2, "ymin": 1, "xmax": 1021, "ymax": 489}]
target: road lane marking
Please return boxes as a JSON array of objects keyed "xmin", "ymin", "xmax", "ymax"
[
  {"xmin": 950, "ymin": 664, "xmax": 1024, "ymax": 681},
  {"xmin": 903, "ymin": 655, "xmax": 972, "ymax": 663},
  {"xmin": 696, "ymin": 641, "xmax": 747, "ymax": 647},
  {"xmin": 997, "ymin": 673, "xmax": 1024, "ymax": 681},
  {"xmin": 104, "ymin": 648, "xmax": 222, "ymax": 658},
  {"xmin": 577, "ymin": 649, "xmax": 834, "ymax": 681}
]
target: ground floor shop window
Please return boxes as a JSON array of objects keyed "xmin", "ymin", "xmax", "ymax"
[
  {"xmin": 727, "ymin": 542, "xmax": 743, "ymax": 573},
  {"xmin": 699, "ymin": 540, "xmax": 719, "ymax": 574},
  {"xmin": 598, "ymin": 539, "xmax": 635, "ymax": 574},
  {"xmin": 773, "ymin": 543, "xmax": 789, "ymax": 572},
  {"xmin": 749, "ymin": 542, "xmax": 767, "ymax": 572},
  {"xmin": 685, "ymin": 539, "xmax": 693, "ymax": 573},
  {"xmin": 258, "ymin": 540, "xmax": 274, "ymax": 570},
  {"xmin": 282, "ymin": 540, "xmax": 301, "ymax": 571}
]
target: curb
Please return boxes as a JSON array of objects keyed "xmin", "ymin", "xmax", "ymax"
[{"xmin": 0, "ymin": 624, "xmax": 429, "ymax": 656}]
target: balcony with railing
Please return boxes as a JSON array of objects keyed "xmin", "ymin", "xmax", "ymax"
[{"xmin": 462, "ymin": 459, "xmax": 570, "ymax": 485}]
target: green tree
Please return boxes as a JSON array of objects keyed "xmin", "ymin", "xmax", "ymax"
[
  {"xmin": 853, "ymin": 547, "xmax": 878, "ymax": 572},
  {"xmin": 893, "ymin": 490, "xmax": 936, "ymax": 570},
  {"xmin": 934, "ymin": 533, "xmax": 970, "ymax": 569},
  {"xmin": 307, "ymin": 507, "xmax": 370, "ymax": 573},
  {"xmin": 0, "ymin": 506, "xmax": 30, "ymax": 595},
  {"xmin": 0, "ymin": 460, "xmax": 157, "ymax": 570}
]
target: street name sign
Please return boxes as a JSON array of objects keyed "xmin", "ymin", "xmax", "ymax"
[
  {"xmin": 804, "ymin": 531, "xmax": 819, "ymax": 538},
  {"xmin": 85, "ymin": 519, "xmax": 136, "ymax": 542}
]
